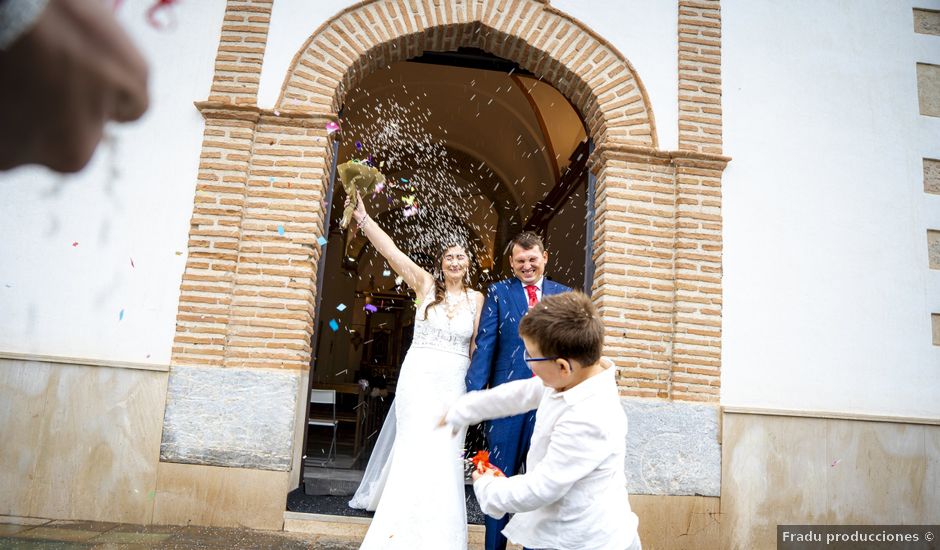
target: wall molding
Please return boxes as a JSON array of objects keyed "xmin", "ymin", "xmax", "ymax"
[
  {"xmin": 0, "ymin": 351, "xmax": 170, "ymax": 373},
  {"xmin": 722, "ymin": 405, "xmax": 940, "ymax": 426}
]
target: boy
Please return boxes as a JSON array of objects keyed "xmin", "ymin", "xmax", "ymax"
[{"xmin": 442, "ymin": 291, "xmax": 641, "ymax": 550}]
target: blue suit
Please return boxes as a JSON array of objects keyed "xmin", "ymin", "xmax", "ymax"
[{"xmin": 466, "ymin": 277, "xmax": 571, "ymax": 550}]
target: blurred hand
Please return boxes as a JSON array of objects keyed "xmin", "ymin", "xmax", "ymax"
[{"xmin": 0, "ymin": 0, "xmax": 150, "ymax": 172}]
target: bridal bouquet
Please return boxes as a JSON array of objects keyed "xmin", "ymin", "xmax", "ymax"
[{"xmin": 469, "ymin": 450, "xmax": 505, "ymax": 477}]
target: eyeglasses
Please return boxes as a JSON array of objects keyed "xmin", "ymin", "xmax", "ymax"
[{"xmin": 523, "ymin": 349, "xmax": 559, "ymax": 363}]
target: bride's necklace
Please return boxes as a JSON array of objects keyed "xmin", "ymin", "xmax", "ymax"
[{"xmin": 443, "ymin": 290, "xmax": 468, "ymax": 320}]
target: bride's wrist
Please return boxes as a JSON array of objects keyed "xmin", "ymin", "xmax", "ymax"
[{"xmin": 357, "ymin": 214, "xmax": 370, "ymax": 228}]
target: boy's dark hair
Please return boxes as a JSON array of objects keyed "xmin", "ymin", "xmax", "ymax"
[
  {"xmin": 518, "ymin": 291, "xmax": 604, "ymax": 366},
  {"xmin": 507, "ymin": 231, "xmax": 544, "ymax": 254}
]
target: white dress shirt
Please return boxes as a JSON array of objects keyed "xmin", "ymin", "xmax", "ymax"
[
  {"xmin": 521, "ymin": 277, "xmax": 543, "ymax": 306},
  {"xmin": 446, "ymin": 363, "xmax": 640, "ymax": 550}
]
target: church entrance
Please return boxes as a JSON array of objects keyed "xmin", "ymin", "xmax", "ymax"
[{"xmin": 294, "ymin": 48, "xmax": 592, "ymax": 516}]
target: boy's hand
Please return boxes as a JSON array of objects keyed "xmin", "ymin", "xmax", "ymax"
[
  {"xmin": 472, "ymin": 468, "xmax": 497, "ymax": 482},
  {"xmin": 438, "ymin": 411, "xmax": 460, "ymax": 436}
]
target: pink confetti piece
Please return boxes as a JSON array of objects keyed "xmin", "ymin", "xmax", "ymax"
[
  {"xmin": 146, "ymin": 0, "xmax": 178, "ymax": 29},
  {"xmin": 364, "ymin": 304, "xmax": 378, "ymax": 313},
  {"xmin": 831, "ymin": 459, "xmax": 841, "ymax": 467},
  {"xmin": 72, "ymin": 242, "xmax": 79, "ymax": 247},
  {"xmin": 326, "ymin": 121, "xmax": 340, "ymax": 134}
]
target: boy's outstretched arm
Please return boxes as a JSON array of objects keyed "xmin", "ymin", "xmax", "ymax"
[
  {"xmin": 442, "ymin": 375, "xmax": 542, "ymax": 430},
  {"xmin": 473, "ymin": 413, "xmax": 607, "ymax": 518}
]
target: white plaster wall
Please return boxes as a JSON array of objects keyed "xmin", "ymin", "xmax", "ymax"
[
  {"xmin": 257, "ymin": 0, "xmax": 679, "ymax": 149},
  {"xmin": 722, "ymin": 0, "xmax": 940, "ymax": 418},
  {"xmin": 0, "ymin": 0, "xmax": 227, "ymax": 365}
]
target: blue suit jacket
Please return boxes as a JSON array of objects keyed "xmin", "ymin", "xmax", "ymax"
[{"xmin": 466, "ymin": 277, "xmax": 571, "ymax": 392}]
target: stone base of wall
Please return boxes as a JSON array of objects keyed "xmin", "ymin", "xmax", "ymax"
[
  {"xmin": 152, "ymin": 461, "xmax": 289, "ymax": 530},
  {"xmin": 0, "ymin": 358, "xmax": 167, "ymax": 524},
  {"xmin": 632, "ymin": 494, "xmax": 720, "ymax": 550},
  {"xmin": 721, "ymin": 411, "xmax": 940, "ymax": 549}
]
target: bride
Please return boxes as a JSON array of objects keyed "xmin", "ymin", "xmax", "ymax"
[{"xmin": 347, "ymin": 191, "xmax": 484, "ymax": 549}]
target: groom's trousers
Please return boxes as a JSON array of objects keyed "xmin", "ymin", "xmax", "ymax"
[{"xmin": 483, "ymin": 409, "xmax": 537, "ymax": 550}]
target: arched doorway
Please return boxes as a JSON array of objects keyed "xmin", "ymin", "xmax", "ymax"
[
  {"xmin": 298, "ymin": 52, "xmax": 592, "ymax": 507},
  {"xmin": 161, "ymin": 0, "xmax": 728, "ymax": 530}
]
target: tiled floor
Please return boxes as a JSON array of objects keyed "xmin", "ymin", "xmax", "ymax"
[{"xmin": 0, "ymin": 518, "xmax": 360, "ymax": 549}]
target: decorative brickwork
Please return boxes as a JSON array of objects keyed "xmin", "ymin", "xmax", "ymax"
[
  {"xmin": 678, "ymin": 0, "xmax": 722, "ymax": 155},
  {"xmin": 171, "ymin": 0, "xmax": 729, "ymax": 422}
]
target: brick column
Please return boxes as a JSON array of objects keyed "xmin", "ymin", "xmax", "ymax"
[
  {"xmin": 593, "ymin": 151, "xmax": 677, "ymax": 399},
  {"xmin": 221, "ymin": 114, "xmax": 334, "ymax": 371},
  {"xmin": 671, "ymin": 0, "xmax": 725, "ymax": 402},
  {"xmin": 162, "ymin": 0, "xmax": 304, "ymax": 471},
  {"xmin": 678, "ymin": 0, "xmax": 722, "ymax": 155}
]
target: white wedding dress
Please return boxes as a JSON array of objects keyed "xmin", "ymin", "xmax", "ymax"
[{"xmin": 350, "ymin": 288, "xmax": 477, "ymax": 549}]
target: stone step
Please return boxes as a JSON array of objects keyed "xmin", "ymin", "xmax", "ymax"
[{"xmin": 283, "ymin": 511, "xmax": 519, "ymax": 550}]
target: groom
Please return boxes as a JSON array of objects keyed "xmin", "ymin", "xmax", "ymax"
[{"xmin": 466, "ymin": 231, "xmax": 571, "ymax": 550}]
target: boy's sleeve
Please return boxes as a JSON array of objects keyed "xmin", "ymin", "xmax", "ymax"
[
  {"xmin": 473, "ymin": 411, "xmax": 608, "ymax": 516},
  {"xmin": 445, "ymin": 376, "xmax": 543, "ymax": 428}
]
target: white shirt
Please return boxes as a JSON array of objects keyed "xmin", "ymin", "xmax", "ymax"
[
  {"xmin": 520, "ymin": 276, "xmax": 543, "ymax": 306},
  {"xmin": 445, "ymin": 363, "xmax": 639, "ymax": 550}
]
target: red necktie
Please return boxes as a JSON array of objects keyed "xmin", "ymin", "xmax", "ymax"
[{"xmin": 525, "ymin": 285, "xmax": 538, "ymax": 307}]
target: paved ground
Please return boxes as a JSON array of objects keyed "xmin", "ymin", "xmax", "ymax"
[{"xmin": 0, "ymin": 519, "xmax": 360, "ymax": 549}]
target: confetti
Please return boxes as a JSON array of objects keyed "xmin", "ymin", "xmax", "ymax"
[
  {"xmin": 274, "ymin": 110, "xmax": 280, "ymax": 116},
  {"xmin": 130, "ymin": 258, "xmax": 135, "ymax": 268},
  {"xmin": 72, "ymin": 242, "xmax": 79, "ymax": 247},
  {"xmin": 329, "ymin": 319, "xmax": 340, "ymax": 331},
  {"xmin": 336, "ymin": 303, "xmax": 347, "ymax": 312},
  {"xmin": 831, "ymin": 459, "xmax": 841, "ymax": 467},
  {"xmin": 402, "ymin": 195, "xmax": 416, "ymax": 206},
  {"xmin": 269, "ymin": 176, "xmax": 275, "ymax": 183},
  {"xmin": 400, "ymin": 177, "xmax": 409, "ymax": 183},
  {"xmin": 175, "ymin": 251, "xmax": 183, "ymax": 256},
  {"xmin": 277, "ymin": 225, "xmax": 285, "ymax": 236},
  {"xmin": 317, "ymin": 236, "xmax": 328, "ymax": 246},
  {"xmin": 383, "ymin": 269, "xmax": 391, "ymax": 276},
  {"xmin": 146, "ymin": 0, "xmax": 178, "ymax": 29},
  {"xmin": 119, "ymin": 309, "xmax": 125, "ymax": 321},
  {"xmin": 395, "ymin": 276, "xmax": 403, "ymax": 286},
  {"xmin": 355, "ymin": 141, "xmax": 363, "ymax": 150},
  {"xmin": 326, "ymin": 121, "xmax": 340, "ymax": 134},
  {"xmin": 403, "ymin": 206, "xmax": 418, "ymax": 217},
  {"xmin": 364, "ymin": 304, "xmax": 378, "ymax": 313}
]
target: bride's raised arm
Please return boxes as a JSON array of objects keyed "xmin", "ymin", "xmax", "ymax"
[{"xmin": 349, "ymin": 191, "xmax": 435, "ymax": 297}]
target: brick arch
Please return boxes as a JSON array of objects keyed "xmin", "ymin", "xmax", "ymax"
[{"xmin": 276, "ymin": 0, "xmax": 658, "ymax": 150}]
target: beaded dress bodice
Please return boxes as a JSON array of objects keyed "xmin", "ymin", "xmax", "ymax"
[{"xmin": 409, "ymin": 289, "xmax": 477, "ymax": 357}]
